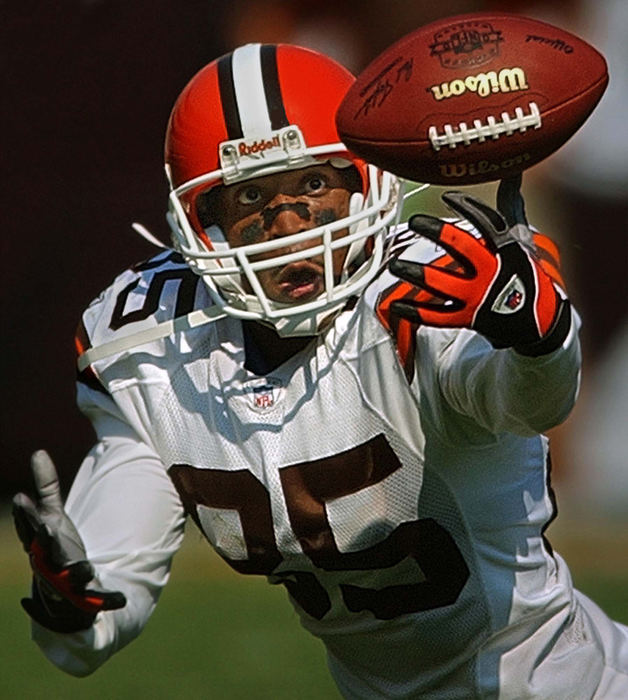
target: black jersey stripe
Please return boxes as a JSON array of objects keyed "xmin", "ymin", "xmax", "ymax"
[
  {"xmin": 217, "ymin": 53, "xmax": 243, "ymax": 139},
  {"xmin": 260, "ymin": 45, "xmax": 289, "ymax": 129}
]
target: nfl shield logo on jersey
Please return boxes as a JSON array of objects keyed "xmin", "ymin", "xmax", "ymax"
[
  {"xmin": 254, "ymin": 385, "xmax": 275, "ymax": 409},
  {"xmin": 246, "ymin": 377, "xmax": 283, "ymax": 412}
]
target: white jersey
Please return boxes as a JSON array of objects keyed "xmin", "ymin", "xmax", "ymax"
[{"xmin": 33, "ymin": 245, "xmax": 628, "ymax": 698}]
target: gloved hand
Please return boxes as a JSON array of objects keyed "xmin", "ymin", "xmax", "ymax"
[
  {"xmin": 388, "ymin": 190, "xmax": 571, "ymax": 356},
  {"xmin": 13, "ymin": 450, "xmax": 126, "ymax": 632}
]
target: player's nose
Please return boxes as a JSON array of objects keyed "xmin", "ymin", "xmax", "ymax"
[{"xmin": 262, "ymin": 196, "xmax": 312, "ymax": 237}]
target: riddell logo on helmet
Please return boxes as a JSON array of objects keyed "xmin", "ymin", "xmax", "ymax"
[{"xmin": 238, "ymin": 136, "xmax": 281, "ymax": 157}]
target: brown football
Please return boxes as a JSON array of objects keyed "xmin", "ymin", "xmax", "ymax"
[{"xmin": 336, "ymin": 12, "xmax": 608, "ymax": 185}]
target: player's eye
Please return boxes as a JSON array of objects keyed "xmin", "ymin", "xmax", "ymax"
[
  {"xmin": 303, "ymin": 174, "xmax": 327, "ymax": 195},
  {"xmin": 237, "ymin": 186, "xmax": 263, "ymax": 205}
]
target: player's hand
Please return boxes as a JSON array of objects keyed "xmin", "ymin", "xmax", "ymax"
[
  {"xmin": 388, "ymin": 191, "xmax": 571, "ymax": 356},
  {"xmin": 13, "ymin": 450, "xmax": 126, "ymax": 632}
]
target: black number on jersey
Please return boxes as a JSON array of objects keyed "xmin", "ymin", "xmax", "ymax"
[
  {"xmin": 110, "ymin": 261, "xmax": 200, "ymax": 330},
  {"xmin": 169, "ymin": 435, "xmax": 470, "ymax": 621}
]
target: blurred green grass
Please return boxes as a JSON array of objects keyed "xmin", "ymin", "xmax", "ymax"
[{"xmin": 3, "ymin": 505, "xmax": 628, "ymax": 699}]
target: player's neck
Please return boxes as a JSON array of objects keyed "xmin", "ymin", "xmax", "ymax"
[{"xmin": 241, "ymin": 320, "xmax": 314, "ymax": 375}]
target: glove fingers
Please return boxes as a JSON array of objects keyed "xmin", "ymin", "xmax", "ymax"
[
  {"xmin": 389, "ymin": 257, "xmax": 426, "ymax": 287},
  {"xmin": 68, "ymin": 586, "xmax": 127, "ymax": 614},
  {"xmin": 389, "ymin": 258, "xmax": 466, "ymax": 306},
  {"xmin": 12, "ymin": 493, "xmax": 41, "ymax": 550},
  {"xmin": 84, "ymin": 588, "xmax": 127, "ymax": 611},
  {"xmin": 496, "ymin": 175, "xmax": 527, "ymax": 226},
  {"xmin": 390, "ymin": 245, "xmax": 498, "ymax": 314},
  {"xmin": 66, "ymin": 559, "xmax": 95, "ymax": 587},
  {"xmin": 391, "ymin": 300, "xmax": 469, "ymax": 327},
  {"xmin": 31, "ymin": 451, "xmax": 88, "ymax": 564},
  {"xmin": 409, "ymin": 216, "xmax": 493, "ymax": 275},
  {"xmin": 31, "ymin": 543, "xmax": 127, "ymax": 613},
  {"xmin": 31, "ymin": 450, "xmax": 64, "ymax": 512},
  {"xmin": 534, "ymin": 268, "xmax": 562, "ymax": 337},
  {"xmin": 36, "ymin": 522, "xmax": 58, "ymax": 558},
  {"xmin": 532, "ymin": 233, "xmax": 566, "ymax": 291},
  {"xmin": 441, "ymin": 192, "xmax": 508, "ymax": 249},
  {"xmin": 420, "ymin": 264, "xmax": 475, "ymax": 303},
  {"xmin": 406, "ymin": 213, "xmax": 443, "ymax": 242}
]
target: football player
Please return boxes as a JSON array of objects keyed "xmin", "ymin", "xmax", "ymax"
[{"xmin": 14, "ymin": 43, "xmax": 628, "ymax": 697}]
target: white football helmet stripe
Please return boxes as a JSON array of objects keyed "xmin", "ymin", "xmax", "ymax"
[{"xmin": 232, "ymin": 44, "xmax": 273, "ymax": 138}]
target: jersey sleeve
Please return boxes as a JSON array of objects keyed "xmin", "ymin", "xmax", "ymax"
[
  {"xmin": 427, "ymin": 306, "xmax": 582, "ymax": 438},
  {"xmin": 30, "ymin": 383, "xmax": 186, "ymax": 677},
  {"xmin": 374, "ymin": 223, "xmax": 581, "ymax": 438}
]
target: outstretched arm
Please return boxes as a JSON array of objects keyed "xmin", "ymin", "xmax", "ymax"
[
  {"xmin": 390, "ymin": 186, "xmax": 580, "ymax": 436},
  {"xmin": 14, "ymin": 450, "xmax": 127, "ymax": 633},
  {"xmin": 14, "ymin": 408, "xmax": 186, "ymax": 676}
]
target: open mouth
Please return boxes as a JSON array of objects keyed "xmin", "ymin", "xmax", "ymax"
[{"xmin": 276, "ymin": 262, "xmax": 325, "ymax": 301}]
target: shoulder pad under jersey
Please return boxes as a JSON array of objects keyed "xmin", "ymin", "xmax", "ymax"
[{"xmin": 75, "ymin": 250, "xmax": 223, "ymax": 372}]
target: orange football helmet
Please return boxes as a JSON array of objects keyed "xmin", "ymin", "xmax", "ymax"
[{"xmin": 164, "ymin": 43, "xmax": 399, "ymax": 336}]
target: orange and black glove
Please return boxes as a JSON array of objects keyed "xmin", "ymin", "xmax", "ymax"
[
  {"xmin": 13, "ymin": 451, "xmax": 126, "ymax": 632},
  {"xmin": 389, "ymin": 190, "xmax": 571, "ymax": 356}
]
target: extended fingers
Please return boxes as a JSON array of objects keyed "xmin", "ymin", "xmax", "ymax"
[
  {"xmin": 391, "ymin": 298, "xmax": 472, "ymax": 328},
  {"xmin": 31, "ymin": 450, "xmax": 63, "ymax": 512},
  {"xmin": 388, "ymin": 259, "xmax": 469, "ymax": 325},
  {"xmin": 12, "ymin": 493, "xmax": 40, "ymax": 550},
  {"xmin": 84, "ymin": 587, "xmax": 127, "ymax": 612},
  {"xmin": 408, "ymin": 215, "xmax": 494, "ymax": 276},
  {"xmin": 389, "ymin": 257, "xmax": 475, "ymax": 304},
  {"xmin": 390, "ymin": 237, "xmax": 499, "ymax": 302},
  {"xmin": 441, "ymin": 191, "xmax": 509, "ymax": 242}
]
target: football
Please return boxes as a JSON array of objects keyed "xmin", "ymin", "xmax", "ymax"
[{"xmin": 336, "ymin": 12, "xmax": 608, "ymax": 185}]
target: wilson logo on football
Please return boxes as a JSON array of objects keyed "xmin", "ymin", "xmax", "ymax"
[
  {"xmin": 238, "ymin": 135, "xmax": 281, "ymax": 157},
  {"xmin": 438, "ymin": 153, "xmax": 532, "ymax": 178},
  {"xmin": 428, "ymin": 67, "xmax": 529, "ymax": 101}
]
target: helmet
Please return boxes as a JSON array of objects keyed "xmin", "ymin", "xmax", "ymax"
[{"xmin": 165, "ymin": 43, "xmax": 399, "ymax": 336}]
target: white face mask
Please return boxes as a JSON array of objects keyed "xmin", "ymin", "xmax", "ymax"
[{"xmin": 167, "ymin": 152, "xmax": 400, "ymax": 337}]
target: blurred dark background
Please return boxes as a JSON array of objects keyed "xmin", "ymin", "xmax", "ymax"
[{"xmin": 3, "ymin": 0, "xmax": 626, "ymax": 505}]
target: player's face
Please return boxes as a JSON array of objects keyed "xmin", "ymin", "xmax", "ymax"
[{"xmin": 199, "ymin": 164, "xmax": 362, "ymax": 304}]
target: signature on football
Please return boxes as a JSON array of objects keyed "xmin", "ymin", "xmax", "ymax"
[{"xmin": 354, "ymin": 56, "xmax": 414, "ymax": 120}]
